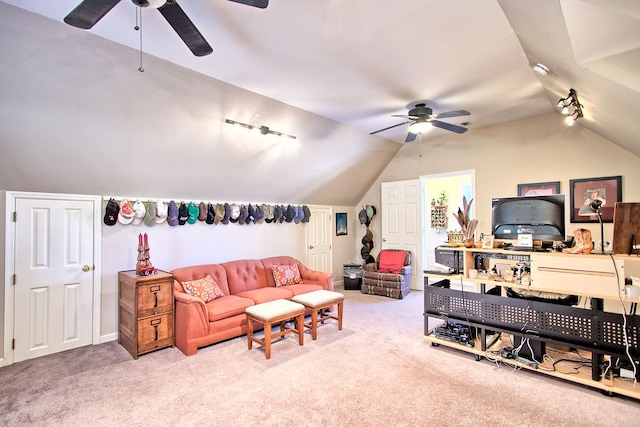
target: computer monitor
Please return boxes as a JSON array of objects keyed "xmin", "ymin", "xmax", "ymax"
[{"xmin": 491, "ymin": 194, "xmax": 566, "ymax": 242}]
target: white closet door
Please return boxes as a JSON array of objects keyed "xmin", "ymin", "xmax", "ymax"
[{"xmin": 381, "ymin": 180, "xmax": 422, "ymax": 290}]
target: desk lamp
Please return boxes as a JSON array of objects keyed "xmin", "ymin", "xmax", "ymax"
[{"xmin": 589, "ymin": 199, "xmax": 605, "ymax": 254}]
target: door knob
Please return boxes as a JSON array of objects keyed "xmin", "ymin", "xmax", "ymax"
[
  {"xmin": 383, "ymin": 238, "xmax": 387, "ymax": 242},
  {"xmin": 309, "ymin": 245, "xmax": 314, "ymax": 249},
  {"xmin": 82, "ymin": 265, "xmax": 91, "ymax": 272}
]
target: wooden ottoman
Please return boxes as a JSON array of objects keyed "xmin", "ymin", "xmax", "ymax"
[
  {"xmin": 245, "ymin": 299, "xmax": 305, "ymax": 359},
  {"xmin": 292, "ymin": 290, "xmax": 344, "ymax": 340}
]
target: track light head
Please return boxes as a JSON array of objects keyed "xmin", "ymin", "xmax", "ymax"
[{"xmin": 557, "ymin": 88, "xmax": 583, "ymax": 124}]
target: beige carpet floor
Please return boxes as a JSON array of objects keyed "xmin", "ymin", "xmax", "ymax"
[{"xmin": 1, "ymin": 288, "xmax": 640, "ymax": 426}]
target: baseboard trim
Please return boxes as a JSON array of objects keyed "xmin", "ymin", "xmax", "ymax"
[{"xmin": 99, "ymin": 333, "xmax": 118, "ymax": 344}]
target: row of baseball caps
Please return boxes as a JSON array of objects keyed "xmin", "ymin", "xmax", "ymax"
[{"xmin": 104, "ymin": 198, "xmax": 312, "ymax": 226}]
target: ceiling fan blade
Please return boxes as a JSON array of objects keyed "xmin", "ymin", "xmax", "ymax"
[
  {"xmin": 431, "ymin": 120, "xmax": 468, "ymax": 134},
  {"xmin": 432, "ymin": 109, "xmax": 470, "ymax": 119},
  {"xmin": 369, "ymin": 120, "xmax": 412, "ymax": 135},
  {"xmin": 158, "ymin": 1, "xmax": 213, "ymax": 56},
  {"xmin": 227, "ymin": 0, "xmax": 269, "ymax": 8},
  {"xmin": 64, "ymin": 0, "xmax": 122, "ymax": 29},
  {"xmin": 405, "ymin": 132, "xmax": 417, "ymax": 143}
]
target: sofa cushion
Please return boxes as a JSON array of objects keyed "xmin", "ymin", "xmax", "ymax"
[
  {"xmin": 261, "ymin": 256, "xmax": 299, "ymax": 287},
  {"xmin": 378, "ymin": 250, "xmax": 406, "ymax": 274},
  {"xmin": 271, "ymin": 264, "xmax": 302, "ymax": 287},
  {"xmin": 222, "ymin": 259, "xmax": 270, "ymax": 294},
  {"xmin": 280, "ymin": 283, "xmax": 323, "ymax": 296},
  {"xmin": 171, "ymin": 264, "xmax": 231, "ymax": 295},
  {"xmin": 181, "ymin": 275, "xmax": 225, "ymax": 303},
  {"xmin": 363, "ymin": 270, "xmax": 406, "ymax": 283},
  {"xmin": 235, "ymin": 287, "xmax": 293, "ymax": 304},
  {"xmin": 206, "ymin": 295, "xmax": 255, "ymax": 322}
]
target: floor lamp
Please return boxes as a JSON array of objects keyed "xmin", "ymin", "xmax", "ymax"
[{"xmin": 590, "ymin": 199, "xmax": 605, "ymax": 254}]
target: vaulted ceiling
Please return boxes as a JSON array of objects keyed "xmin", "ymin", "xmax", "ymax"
[{"xmin": 1, "ymin": 0, "xmax": 638, "ymax": 205}]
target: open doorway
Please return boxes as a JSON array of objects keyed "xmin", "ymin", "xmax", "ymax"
[{"xmin": 421, "ymin": 170, "xmax": 475, "ymax": 275}]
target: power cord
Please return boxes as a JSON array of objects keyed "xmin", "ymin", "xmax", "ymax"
[{"xmin": 610, "ymin": 253, "xmax": 638, "ymax": 384}]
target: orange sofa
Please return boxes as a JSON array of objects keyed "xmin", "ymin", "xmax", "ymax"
[{"xmin": 171, "ymin": 256, "xmax": 333, "ymax": 356}]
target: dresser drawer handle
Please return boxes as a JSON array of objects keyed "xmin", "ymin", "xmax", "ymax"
[
  {"xmin": 149, "ymin": 286, "xmax": 161, "ymax": 308},
  {"xmin": 150, "ymin": 318, "xmax": 161, "ymax": 341}
]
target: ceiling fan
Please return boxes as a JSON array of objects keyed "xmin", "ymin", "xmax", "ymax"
[
  {"xmin": 370, "ymin": 102, "xmax": 470, "ymax": 142},
  {"xmin": 63, "ymin": 0, "xmax": 269, "ymax": 57}
]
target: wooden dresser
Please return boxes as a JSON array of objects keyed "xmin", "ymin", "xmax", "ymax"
[{"xmin": 118, "ymin": 270, "xmax": 175, "ymax": 359}]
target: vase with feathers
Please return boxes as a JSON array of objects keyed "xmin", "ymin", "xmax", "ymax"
[{"xmin": 454, "ymin": 196, "xmax": 478, "ymax": 247}]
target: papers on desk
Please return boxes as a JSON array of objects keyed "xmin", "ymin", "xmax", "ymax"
[{"xmin": 424, "ymin": 262, "xmax": 454, "ymax": 275}]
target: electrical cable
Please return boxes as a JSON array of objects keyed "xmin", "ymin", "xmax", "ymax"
[{"xmin": 610, "ymin": 253, "xmax": 637, "ymax": 384}]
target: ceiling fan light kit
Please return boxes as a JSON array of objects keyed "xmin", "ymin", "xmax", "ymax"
[
  {"xmin": 132, "ymin": 0, "xmax": 167, "ymax": 8},
  {"xmin": 370, "ymin": 102, "xmax": 470, "ymax": 143},
  {"xmin": 408, "ymin": 119, "xmax": 432, "ymax": 134}
]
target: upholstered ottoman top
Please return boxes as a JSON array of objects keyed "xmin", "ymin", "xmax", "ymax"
[
  {"xmin": 292, "ymin": 290, "xmax": 344, "ymax": 309},
  {"xmin": 245, "ymin": 299, "xmax": 305, "ymax": 322}
]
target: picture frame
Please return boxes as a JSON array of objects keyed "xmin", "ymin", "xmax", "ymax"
[
  {"xmin": 569, "ymin": 176, "xmax": 622, "ymax": 223},
  {"xmin": 517, "ymin": 181, "xmax": 560, "ymax": 197},
  {"xmin": 482, "ymin": 235, "xmax": 495, "ymax": 249},
  {"xmin": 336, "ymin": 212, "xmax": 347, "ymax": 236}
]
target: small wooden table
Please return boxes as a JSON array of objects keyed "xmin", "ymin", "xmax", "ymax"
[
  {"xmin": 292, "ymin": 290, "xmax": 344, "ymax": 340},
  {"xmin": 245, "ymin": 299, "xmax": 305, "ymax": 359},
  {"xmin": 118, "ymin": 270, "xmax": 175, "ymax": 359}
]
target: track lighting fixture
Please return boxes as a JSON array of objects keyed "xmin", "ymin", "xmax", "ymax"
[
  {"xmin": 225, "ymin": 119, "xmax": 296, "ymax": 140},
  {"xmin": 556, "ymin": 88, "xmax": 583, "ymax": 126}
]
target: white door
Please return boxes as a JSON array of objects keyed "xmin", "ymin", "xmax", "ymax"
[
  {"xmin": 13, "ymin": 198, "xmax": 95, "ymax": 362},
  {"xmin": 305, "ymin": 206, "xmax": 332, "ymax": 274},
  {"xmin": 381, "ymin": 180, "xmax": 422, "ymax": 290}
]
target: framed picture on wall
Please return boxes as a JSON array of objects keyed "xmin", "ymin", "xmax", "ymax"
[
  {"xmin": 569, "ymin": 176, "xmax": 622, "ymax": 223},
  {"xmin": 517, "ymin": 181, "xmax": 560, "ymax": 197},
  {"xmin": 336, "ymin": 212, "xmax": 347, "ymax": 236}
]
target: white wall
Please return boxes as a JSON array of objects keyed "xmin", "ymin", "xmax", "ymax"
[
  {"xmin": 0, "ymin": 4, "xmax": 399, "ymax": 208},
  {"xmin": 100, "ymin": 213, "xmax": 309, "ymax": 339},
  {"xmin": 359, "ymin": 114, "xmax": 640, "ymax": 266},
  {"xmin": 1, "ymin": 197, "xmax": 351, "ymax": 350},
  {"xmin": 330, "ymin": 206, "xmax": 360, "ymax": 287}
]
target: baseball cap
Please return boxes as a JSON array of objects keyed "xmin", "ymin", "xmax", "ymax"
[
  {"xmin": 187, "ymin": 202, "xmax": 199, "ymax": 224},
  {"xmin": 118, "ymin": 199, "xmax": 134, "ymax": 225},
  {"xmin": 155, "ymin": 200, "xmax": 167, "ymax": 224},
  {"xmin": 198, "ymin": 202, "xmax": 207, "ymax": 221},
  {"xmin": 167, "ymin": 201, "xmax": 179, "ymax": 226},
  {"xmin": 131, "ymin": 200, "xmax": 146, "ymax": 226},
  {"xmin": 178, "ymin": 202, "xmax": 189, "ymax": 225},
  {"xmin": 206, "ymin": 203, "xmax": 215, "ymax": 224},
  {"xmin": 103, "ymin": 198, "xmax": 119, "ymax": 226},
  {"xmin": 143, "ymin": 201, "xmax": 156, "ymax": 226}
]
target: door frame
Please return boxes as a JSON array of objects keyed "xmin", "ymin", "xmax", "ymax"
[
  {"xmin": 421, "ymin": 169, "xmax": 475, "ymax": 272},
  {"xmin": 3, "ymin": 191, "xmax": 102, "ymax": 366}
]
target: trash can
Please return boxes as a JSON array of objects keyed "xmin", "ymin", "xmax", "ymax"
[{"xmin": 343, "ymin": 264, "xmax": 363, "ymax": 290}]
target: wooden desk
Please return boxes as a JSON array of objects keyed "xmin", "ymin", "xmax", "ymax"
[{"xmin": 423, "ymin": 248, "xmax": 640, "ymax": 400}]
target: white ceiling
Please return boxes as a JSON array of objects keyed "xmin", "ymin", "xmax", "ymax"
[{"xmin": 5, "ymin": 0, "xmax": 638, "ymax": 152}]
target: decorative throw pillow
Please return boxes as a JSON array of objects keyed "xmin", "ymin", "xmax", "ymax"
[
  {"xmin": 378, "ymin": 250, "xmax": 406, "ymax": 274},
  {"xmin": 181, "ymin": 275, "xmax": 225, "ymax": 303},
  {"xmin": 271, "ymin": 264, "xmax": 302, "ymax": 287}
]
